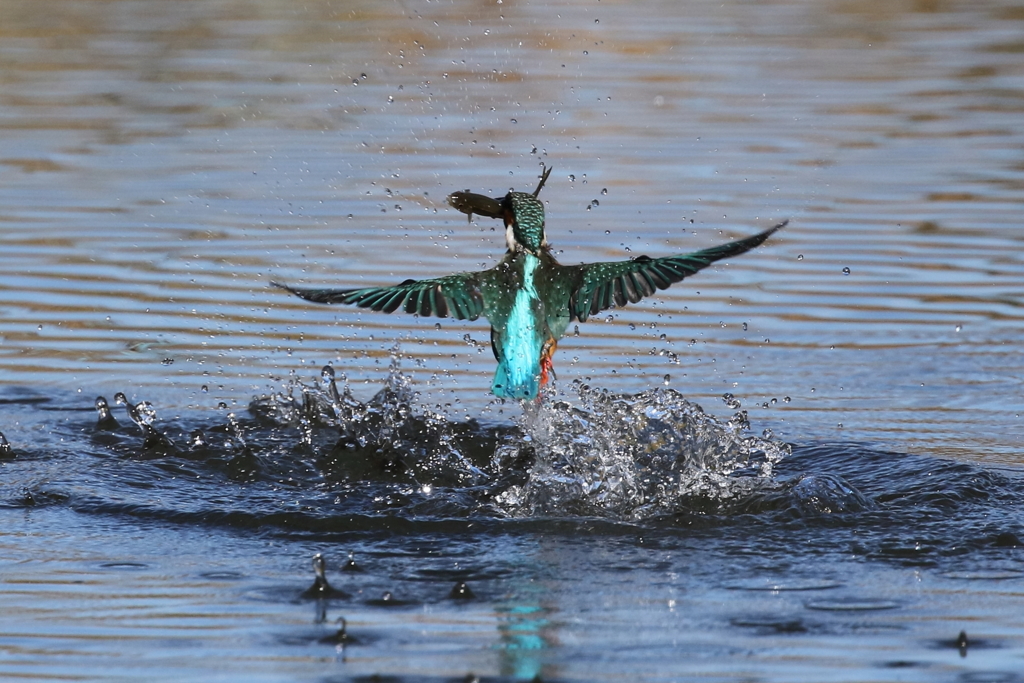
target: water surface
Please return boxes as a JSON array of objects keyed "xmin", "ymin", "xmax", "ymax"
[{"xmin": 1, "ymin": 0, "xmax": 1024, "ymax": 680}]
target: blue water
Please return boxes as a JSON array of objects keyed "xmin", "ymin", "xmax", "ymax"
[
  {"xmin": 2, "ymin": 365, "xmax": 1024, "ymax": 681},
  {"xmin": 2, "ymin": 0, "xmax": 1024, "ymax": 680}
]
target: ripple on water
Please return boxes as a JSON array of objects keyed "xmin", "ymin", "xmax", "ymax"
[
  {"xmin": 958, "ymin": 673, "xmax": 1020, "ymax": 683},
  {"xmin": 98, "ymin": 562, "xmax": 149, "ymax": 570},
  {"xmin": 941, "ymin": 571, "xmax": 1024, "ymax": 581},
  {"xmin": 723, "ymin": 578, "xmax": 843, "ymax": 592},
  {"xmin": 730, "ymin": 615, "xmax": 811, "ymax": 634},
  {"xmin": 805, "ymin": 598, "xmax": 902, "ymax": 612},
  {"xmin": 199, "ymin": 571, "xmax": 246, "ymax": 581}
]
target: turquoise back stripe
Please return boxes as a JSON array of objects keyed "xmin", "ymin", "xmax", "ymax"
[{"xmin": 491, "ymin": 256, "xmax": 544, "ymax": 400}]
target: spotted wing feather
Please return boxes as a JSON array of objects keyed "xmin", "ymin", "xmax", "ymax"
[
  {"xmin": 570, "ymin": 221, "xmax": 785, "ymax": 322},
  {"xmin": 272, "ymin": 272, "xmax": 486, "ymax": 320}
]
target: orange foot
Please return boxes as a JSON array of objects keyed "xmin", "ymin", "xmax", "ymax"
[{"xmin": 538, "ymin": 340, "xmax": 558, "ymax": 395}]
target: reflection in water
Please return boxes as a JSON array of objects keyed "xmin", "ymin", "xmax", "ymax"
[{"xmin": 497, "ymin": 602, "xmax": 549, "ymax": 680}]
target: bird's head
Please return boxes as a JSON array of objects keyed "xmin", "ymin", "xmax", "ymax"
[
  {"xmin": 501, "ymin": 192, "xmax": 546, "ymax": 255},
  {"xmin": 447, "ymin": 165, "xmax": 553, "ymax": 256}
]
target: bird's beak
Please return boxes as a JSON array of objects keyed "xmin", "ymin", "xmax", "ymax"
[{"xmin": 447, "ymin": 191, "xmax": 504, "ymax": 222}]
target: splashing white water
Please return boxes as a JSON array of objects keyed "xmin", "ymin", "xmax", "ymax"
[
  {"xmin": 253, "ymin": 350, "xmax": 790, "ymax": 520},
  {"xmin": 490, "ymin": 381, "xmax": 790, "ymax": 519}
]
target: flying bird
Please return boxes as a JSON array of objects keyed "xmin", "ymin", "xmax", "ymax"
[{"xmin": 273, "ymin": 166, "xmax": 784, "ymax": 400}]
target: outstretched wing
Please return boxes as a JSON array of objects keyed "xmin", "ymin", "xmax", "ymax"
[
  {"xmin": 570, "ymin": 221, "xmax": 786, "ymax": 322},
  {"xmin": 272, "ymin": 271, "xmax": 488, "ymax": 320}
]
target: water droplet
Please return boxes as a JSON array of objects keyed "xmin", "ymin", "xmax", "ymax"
[
  {"xmin": 302, "ymin": 553, "xmax": 339, "ymax": 599},
  {"xmin": 341, "ymin": 553, "xmax": 362, "ymax": 572},
  {"xmin": 511, "ymin": 118, "xmax": 517, "ymax": 124},
  {"xmin": 628, "ymin": 323, "xmax": 635, "ymax": 330},
  {"xmin": 842, "ymin": 267, "xmax": 851, "ymax": 275},
  {"xmin": 95, "ymin": 396, "xmax": 119, "ymax": 430},
  {"xmin": 434, "ymin": 322, "xmax": 442, "ymax": 330},
  {"xmin": 784, "ymin": 396, "xmax": 791, "ymax": 403},
  {"xmin": 601, "ymin": 188, "xmax": 608, "ymax": 195},
  {"xmin": 318, "ymin": 617, "xmax": 352, "ymax": 644},
  {"xmin": 188, "ymin": 429, "xmax": 206, "ymax": 448},
  {"xmin": 955, "ymin": 324, "xmax": 962, "ymax": 332},
  {"xmin": 450, "ymin": 581, "xmax": 475, "ymax": 600},
  {"xmin": 797, "ymin": 254, "xmax": 804, "ymax": 261},
  {"xmin": 573, "ymin": 325, "xmax": 580, "ymax": 337},
  {"xmin": 201, "ymin": 385, "xmax": 208, "ymax": 393},
  {"xmin": 663, "ymin": 374, "xmax": 671, "ymax": 386}
]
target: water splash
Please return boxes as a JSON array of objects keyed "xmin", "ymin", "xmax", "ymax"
[
  {"xmin": 301, "ymin": 552, "xmax": 348, "ymax": 599},
  {"xmin": 492, "ymin": 381, "xmax": 790, "ymax": 519},
  {"xmin": 251, "ymin": 349, "xmax": 790, "ymax": 521},
  {"xmin": 113, "ymin": 392, "xmax": 176, "ymax": 452},
  {"xmin": 94, "ymin": 396, "xmax": 119, "ymax": 431},
  {"xmin": 252, "ymin": 350, "xmax": 491, "ymax": 487}
]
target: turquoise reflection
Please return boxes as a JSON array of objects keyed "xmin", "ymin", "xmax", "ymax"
[{"xmin": 495, "ymin": 603, "xmax": 551, "ymax": 680}]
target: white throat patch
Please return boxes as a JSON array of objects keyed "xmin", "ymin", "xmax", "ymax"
[{"xmin": 505, "ymin": 222, "xmax": 518, "ymax": 252}]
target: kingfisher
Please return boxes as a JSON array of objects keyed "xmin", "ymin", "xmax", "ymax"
[{"xmin": 273, "ymin": 166, "xmax": 784, "ymax": 401}]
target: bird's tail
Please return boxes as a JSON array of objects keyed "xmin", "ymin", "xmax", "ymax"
[
  {"xmin": 491, "ymin": 354, "xmax": 541, "ymax": 401},
  {"xmin": 491, "ymin": 339, "xmax": 557, "ymax": 401}
]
